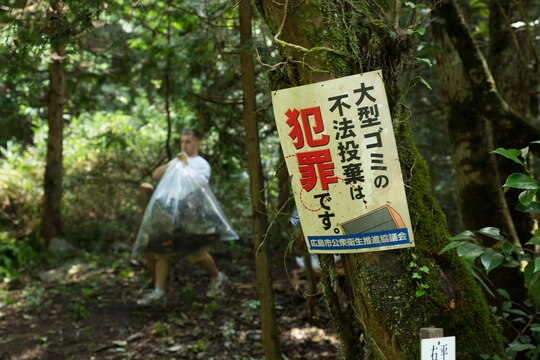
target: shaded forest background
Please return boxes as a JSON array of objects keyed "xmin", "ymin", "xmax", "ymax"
[
  {"xmin": 0, "ymin": 0, "xmax": 470, "ymax": 269},
  {"xmin": 1, "ymin": 0, "xmax": 540, "ymax": 359}
]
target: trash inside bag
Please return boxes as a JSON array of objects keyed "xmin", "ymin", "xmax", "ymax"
[{"xmin": 132, "ymin": 157, "xmax": 239, "ymax": 257}]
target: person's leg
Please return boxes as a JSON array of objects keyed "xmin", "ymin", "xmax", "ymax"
[
  {"xmin": 137, "ymin": 255, "xmax": 169, "ymax": 305},
  {"xmin": 193, "ymin": 253, "xmax": 219, "ymax": 279},
  {"xmin": 188, "ymin": 249, "xmax": 227, "ymax": 297},
  {"xmin": 145, "ymin": 256, "xmax": 156, "ymax": 284},
  {"xmin": 154, "ymin": 256, "xmax": 170, "ymax": 291}
]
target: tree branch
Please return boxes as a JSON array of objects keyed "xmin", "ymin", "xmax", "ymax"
[{"xmin": 433, "ymin": 0, "xmax": 540, "ymax": 152}]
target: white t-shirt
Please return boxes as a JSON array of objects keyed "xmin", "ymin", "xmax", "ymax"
[{"xmin": 188, "ymin": 155, "xmax": 211, "ymax": 184}]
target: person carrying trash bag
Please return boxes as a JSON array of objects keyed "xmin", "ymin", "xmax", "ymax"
[{"xmin": 133, "ymin": 129, "xmax": 239, "ymax": 306}]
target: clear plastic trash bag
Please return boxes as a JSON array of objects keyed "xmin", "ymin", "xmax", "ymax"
[{"xmin": 132, "ymin": 156, "xmax": 239, "ymax": 257}]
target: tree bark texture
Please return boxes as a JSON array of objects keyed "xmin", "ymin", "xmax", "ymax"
[
  {"xmin": 41, "ymin": 0, "xmax": 66, "ymax": 244},
  {"xmin": 239, "ymin": 0, "xmax": 281, "ymax": 358},
  {"xmin": 431, "ymin": 5, "xmax": 519, "ymax": 244},
  {"xmin": 488, "ymin": 0, "xmax": 534, "ymax": 244},
  {"xmin": 432, "ymin": 0, "xmax": 540, "ymax": 152},
  {"xmin": 164, "ymin": 0, "xmax": 173, "ymax": 160},
  {"xmin": 432, "ymin": 0, "xmax": 529, "ymax": 305},
  {"xmin": 256, "ymin": 1, "xmax": 505, "ymax": 358}
]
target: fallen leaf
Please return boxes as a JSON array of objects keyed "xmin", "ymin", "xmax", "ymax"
[
  {"xmin": 166, "ymin": 344, "xmax": 184, "ymax": 352},
  {"xmin": 126, "ymin": 332, "xmax": 144, "ymax": 342},
  {"xmin": 112, "ymin": 340, "xmax": 127, "ymax": 347}
]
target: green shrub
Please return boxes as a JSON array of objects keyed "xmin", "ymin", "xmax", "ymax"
[{"xmin": 441, "ymin": 142, "xmax": 540, "ymax": 360}]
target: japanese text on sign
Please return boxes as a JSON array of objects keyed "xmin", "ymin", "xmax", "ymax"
[
  {"xmin": 421, "ymin": 337, "xmax": 456, "ymax": 360},
  {"xmin": 271, "ymin": 71, "xmax": 415, "ymax": 254}
]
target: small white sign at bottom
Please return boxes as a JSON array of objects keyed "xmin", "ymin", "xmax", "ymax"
[{"xmin": 421, "ymin": 336, "xmax": 455, "ymax": 360}]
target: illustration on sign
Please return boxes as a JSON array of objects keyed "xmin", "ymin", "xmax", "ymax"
[{"xmin": 271, "ymin": 71, "xmax": 415, "ymax": 253}]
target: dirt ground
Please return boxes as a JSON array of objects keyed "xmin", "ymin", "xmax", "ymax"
[{"xmin": 0, "ymin": 241, "xmax": 339, "ymax": 359}]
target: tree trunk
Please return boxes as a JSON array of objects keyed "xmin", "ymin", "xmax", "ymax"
[
  {"xmin": 431, "ymin": 3, "xmax": 519, "ymax": 243},
  {"xmin": 41, "ymin": 0, "xmax": 66, "ymax": 245},
  {"xmin": 432, "ymin": 0, "xmax": 540, "ymax": 151},
  {"xmin": 239, "ymin": 0, "xmax": 281, "ymax": 358},
  {"xmin": 432, "ymin": 0, "xmax": 528, "ymax": 304},
  {"xmin": 255, "ymin": 1, "xmax": 505, "ymax": 358},
  {"xmin": 488, "ymin": 0, "xmax": 534, "ymax": 244},
  {"xmin": 164, "ymin": 0, "xmax": 173, "ymax": 160}
]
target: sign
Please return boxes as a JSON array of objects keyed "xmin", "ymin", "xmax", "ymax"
[
  {"xmin": 271, "ymin": 71, "xmax": 414, "ymax": 253},
  {"xmin": 421, "ymin": 336, "xmax": 456, "ymax": 360}
]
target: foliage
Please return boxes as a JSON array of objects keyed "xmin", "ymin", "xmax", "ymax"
[
  {"xmin": 61, "ymin": 106, "xmax": 169, "ymax": 246},
  {"xmin": 441, "ymin": 143, "xmax": 540, "ymax": 359},
  {"xmin": 0, "ymin": 231, "xmax": 38, "ymax": 279},
  {"xmin": 0, "ymin": 0, "xmax": 275, "ymax": 248},
  {"xmin": 407, "ymin": 252, "xmax": 431, "ymax": 298},
  {"xmin": 0, "ymin": 140, "xmax": 44, "ymax": 234}
]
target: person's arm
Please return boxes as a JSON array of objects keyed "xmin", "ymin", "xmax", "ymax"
[{"xmin": 152, "ymin": 163, "xmax": 168, "ymax": 181}]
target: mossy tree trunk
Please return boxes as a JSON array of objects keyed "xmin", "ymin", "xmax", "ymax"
[
  {"xmin": 239, "ymin": 0, "xmax": 281, "ymax": 358},
  {"xmin": 255, "ymin": 1, "xmax": 505, "ymax": 358},
  {"xmin": 41, "ymin": 0, "xmax": 66, "ymax": 245}
]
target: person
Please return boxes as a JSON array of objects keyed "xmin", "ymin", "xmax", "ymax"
[{"xmin": 137, "ymin": 129, "xmax": 228, "ymax": 306}]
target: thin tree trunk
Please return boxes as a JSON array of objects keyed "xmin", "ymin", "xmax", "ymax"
[
  {"xmin": 302, "ymin": 251, "xmax": 317, "ymax": 322},
  {"xmin": 239, "ymin": 0, "xmax": 281, "ymax": 358},
  {"xmin": 41, "ymin": 0, "xmax": 66, "ymax": 245},
  {"xmin": 164, "ymin": 0, "xmax": 173, "ymax": 160}
]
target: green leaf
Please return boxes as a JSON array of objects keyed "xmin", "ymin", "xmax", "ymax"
[
  {"xmin": 507, "ymin": 308, "xmax": 530, "ymax": 318},
  {"xmin": 525, "ymin": 262, "xmax": 534, "ymax": 285},
  {"xmin": 419, "ymin": 266, "xmax": 430, "ymax": 274},
  {"xmin": 516, "ymin": 201, "xmax": 540, "ymax": 214},
  {"xmin": 530, "ymin": 323, "xmax": 540, "ymax": 332},
  {"xmin": 414, "ymin": 57, "xmax": 432, "ymax": 67},
  {"xmin": 439, "ymin": 241, "xmax": 465, "ymax": 254},
  {"xmin": 503, "ymin": 259, "xmax": 520, "ymax": 268},
  {"xmin": 526, "ymin": 237, "xmax": 540, "ymax": 246},
  {"xmin": 518, "ymin": 190, "xmax": 536, "ymax": 207},
  {"xmin": 448, "ymin": 230, "xmax": 476, "ymax": 242},
  {"xmin": 405, "ymin": 27, "xmax": 426, "ymax": 36},
  {"xmin": 496, "ymin": 288, "xmax": 511, "ymax": 300},
  {"xmin": 491, "ymin": 148, "xmax": 525, "ymax": 167},
  {"xmin": 480, "ymin": 248, "xmax": 505, "ymax": 273},
  {"xmin": 415, "ymin": 289, "xmax": 426, "ymax": 297},
  {"xmin": 502, "ymin": 173, "xmax": 539, "ymax": 193},
  {"xmin": 534, "ymin": 258, "xmax": 540, "ymax": 273},
  {"xmin": 412, "ymin": 272, "xmax": 422, "ymax": 279},
  {"xmin": 509, "ymin": 342, "xmax": 536, "ymax": 351},
  {"xmin": 418, "ymin": 76, "xmax": 432, "ymax": 90},
  {"xmin": 477, "ymin": 227, "xmax": 504, "ymax": 241},
  {"xmin": 457, "ymin": 242, "xmax": 485, "ymax": 259},
  {"xmin": 528, "ymin": 272, "xmax": 540, "ymax": 301}
]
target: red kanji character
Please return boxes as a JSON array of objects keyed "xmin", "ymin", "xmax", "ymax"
[
  {"xmin": 285, "ymin": 107, "xmax": 330, "ymax": 150},
  {"xmin": 285, "ymin": 108, "xmax": 303, "ymax": 149},
  {"xmin": 301, "ymin": 107, "xmax": 329, "ymax": 147},
  {"xmin": 297, "ymin": 149, "xmax": 338, "ymax": 192}
]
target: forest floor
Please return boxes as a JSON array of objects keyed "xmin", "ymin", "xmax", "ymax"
[{"xmin": 0, "ymin": 240, "xmax": 339, "ymax": 359}]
